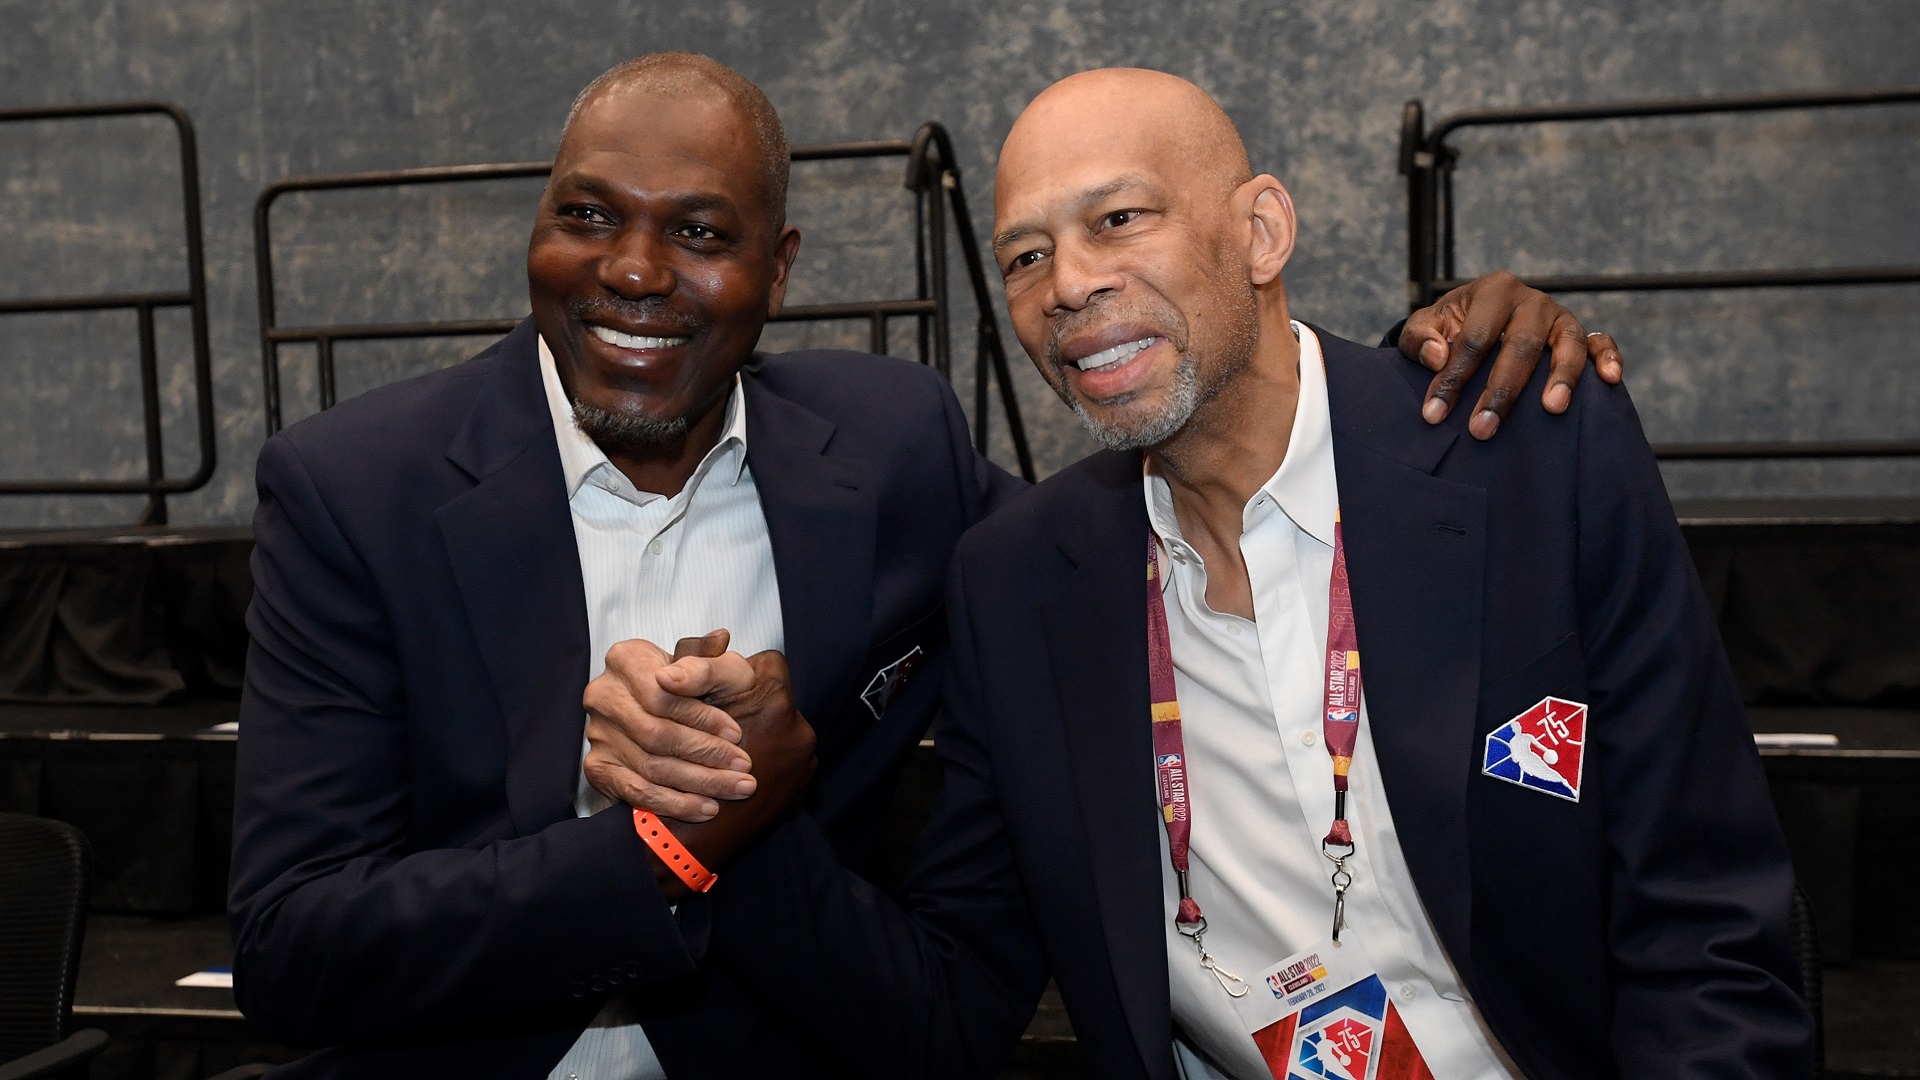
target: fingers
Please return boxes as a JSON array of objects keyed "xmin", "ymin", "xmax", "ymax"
[
  {"xmin": 603, "ymin": 637, "xmax": 672, "ymax": 679},
  {"xmin": 583, "ymin": 673, "xmax": 748, "ymax": 768},
  {"xmin": 656, "ymin": 652, "xmax": 757, "ymax": 705},
  {"xmin": 1399, "ymin": 292, "xmax": 1463, "ymax": 373},
  {"xmin": 642, "ymin": 754, "xmax": 758, "ymax": 802},
  {"xmin": 584, "ymin": 715, "xmax": 758, "ymax": 812},
  {"xmin": 583, "ymin": 726, "xmax": 726, "ymax": 822},
  {"xmin": 1464, "ymin": 293, "xmax": 1557, "ymax": 439},
  {"xmin": 673, "ymin": 629, "xmax": 730, "ymax": 660},
  {"xmin": 634, "ymin": 688, "xmax": 750, "ymax": 762},
  {"xmin": 1423, "ymin": 272, "xmax": 1523, "ymax": 425},
  {"xmin": 1585, "ymin": 331, "xmax": 1624, "ymax": 384},
  {"xmin": 1539, "ymin": 313, "xmax": 1590, "ymax": 415}
]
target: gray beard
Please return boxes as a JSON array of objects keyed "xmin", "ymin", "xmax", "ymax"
[
  {"xmin": 1067, "ymin": 349, "xmax": 1205, "ymax": 451},
  {"xmin": 572, "ymin": 400, "xmax": 692, "ymax": 456}
]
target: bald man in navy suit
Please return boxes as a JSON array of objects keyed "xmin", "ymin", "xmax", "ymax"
[{"xmin": 611, "ymin": 69, "xmax": 1814, "ymax": 1080}]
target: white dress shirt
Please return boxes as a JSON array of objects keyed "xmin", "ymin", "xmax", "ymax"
[
  {"xmin": 1149, "ymin": 324, "xmax": 1520, "ymax": 1080},
  {"xmin": 537, "ymin": 337, "xmax": 784, "ymax": 1080}
]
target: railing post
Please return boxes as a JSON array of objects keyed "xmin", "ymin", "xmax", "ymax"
[{"xmin": 136, "ymin": 302, "xmax": 167, "ymax": 524}]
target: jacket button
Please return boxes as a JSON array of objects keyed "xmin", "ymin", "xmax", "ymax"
[
  {"xmin": 624, "ymin": 962, "xmax": 643, "ymax": 978},
  {"xmin": 567, "ymin": 981, "xmax": 586, "ymax": 998},
  {"xmin": 588, "ymin": 976, "xmax": 608, "ymax": 993}
]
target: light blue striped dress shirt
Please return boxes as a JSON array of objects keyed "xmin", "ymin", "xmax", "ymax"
[{"xmin": 536, "ymin": 337, "xmax": 785, "ymax": 1080}]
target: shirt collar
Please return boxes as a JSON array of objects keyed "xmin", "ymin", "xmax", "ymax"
[
  {"xmin": 1143, "ymin": 320, "xmax": 1339, "ymax": 551},
  {"xmin": 537, "ymin": 334, "xmax": 749, "ymax": 502}
]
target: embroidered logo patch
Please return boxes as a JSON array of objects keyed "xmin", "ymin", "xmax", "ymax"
[
  {"xmin": 860, "ymin": 645, "xmax": 924, "ymax": 720},
  {"xmin": 1482, "ymin": 696, "xmax": 1587, "ymax": 802}
]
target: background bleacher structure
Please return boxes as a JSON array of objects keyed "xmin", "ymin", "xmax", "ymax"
[{"xmin": 2, "ymin": 1, "xmax": 1917, "ymax": 1078}]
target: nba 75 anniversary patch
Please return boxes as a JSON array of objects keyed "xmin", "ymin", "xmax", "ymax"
[{"xmin": 1482, "ymin": 696, "xmax": 1587, "ymax": 802}]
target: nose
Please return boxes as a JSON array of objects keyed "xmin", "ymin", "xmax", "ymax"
[
  {"xmin": 598, "ymin": 227, "xmax": 675, "ymax": 300},
  {"xmin": 1046, "ymin": 237, "xmax": 1124, "ymax": 315}
]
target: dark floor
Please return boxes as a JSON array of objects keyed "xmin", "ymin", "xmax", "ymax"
[{"xmin": 1827, "ymin": 960, "xmax": 1920, "ymax": 1078}]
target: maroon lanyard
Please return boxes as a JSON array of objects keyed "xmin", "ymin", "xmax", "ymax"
[{"xmin": 1149, "ymin": 507, "xmax": 1365, "ymax": 986}]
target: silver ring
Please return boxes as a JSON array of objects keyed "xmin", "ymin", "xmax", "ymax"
[{"xmin": 1587, "ymin": 332, "xmax": 1606, "ymax": 339}]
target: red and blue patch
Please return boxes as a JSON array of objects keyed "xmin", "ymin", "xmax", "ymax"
[{"xmin": 1482, "ymin": 696, "xmax": 1587, "ymax": 802}]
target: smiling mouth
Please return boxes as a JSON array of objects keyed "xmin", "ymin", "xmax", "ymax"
[
  {"xmin": 1072, "ymin": 336, "xmax": 1158, "ymax": 372},
  {"xmin": 589, "ymin": 325, "xmax": 691, "ymax": 350}
]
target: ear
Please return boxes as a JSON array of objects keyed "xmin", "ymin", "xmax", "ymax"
[
  {"xmin": 1239, "ymin": 174, "xmax": 1295, "ymax": 287},
  {"xmin": 765, "ymin": 225, "xmax": 804, "ymax": 317}
]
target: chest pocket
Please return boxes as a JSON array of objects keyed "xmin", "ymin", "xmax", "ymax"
[
  {"xmin": 1481, "ymin": 631, "xmax": 1588, "ymax": 727},
  {"xmin": 856, "ymin": 606, "xmax": 944, "ymax": 721}
]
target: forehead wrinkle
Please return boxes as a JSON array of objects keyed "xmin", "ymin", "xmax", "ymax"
[{"xmin": 994, "ymin": 172, "xmax": 1163, "ymax": 253}]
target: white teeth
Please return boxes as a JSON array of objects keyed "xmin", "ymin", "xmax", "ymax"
[
  {"xmin": 590, "ymin": 325, "xmax": 689, "ymax": 350},
  {"xmin": 1075, "ymin": 337, "xmax": 1156, "ymax": 371}
]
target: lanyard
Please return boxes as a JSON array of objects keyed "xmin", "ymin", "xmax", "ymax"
[{"xmin": 1148, "ymin": 508, "xmax": 1365, "ymax": 993}]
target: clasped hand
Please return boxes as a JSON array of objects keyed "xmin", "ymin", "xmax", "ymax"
[{"xmin": 583, "ymin": 630, "xmax": 816, "ymax": 880}]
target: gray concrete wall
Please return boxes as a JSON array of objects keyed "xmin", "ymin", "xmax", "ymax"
[{"xmin": 2, "ymin": 0, "xmax": 1915, "ymax": 528}]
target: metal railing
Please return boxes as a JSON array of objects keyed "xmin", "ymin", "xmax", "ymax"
[
  {"xmin": 254, "ymin": 122, "xmax": 1034, "ymax": 480},
  {"xmin": 1400, "ymin": 85, "xmax": 1920, "ymax": 462},
  {"xmin": 0, "ymin": 101, "xmax": 216, "ymax": 524}
]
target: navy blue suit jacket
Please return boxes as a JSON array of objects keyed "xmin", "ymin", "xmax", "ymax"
[
  {"xmin": 229, "ymin": 318, "xmax": 1014, "ymax": 1077},
  {"xmin": 710, "ymin": 329, "xmax": 1814, "ymax": 1079}
]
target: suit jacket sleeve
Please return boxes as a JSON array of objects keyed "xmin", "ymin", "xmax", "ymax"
[
  {"xmin": 1573, "ymin": 383, "xmax": 1814, "ymax": 1075},
  {"xmin": 705, "ymin": 553, "xmax": 1052, "ymax": 1079},
  {"xmin": 229, "ymin": 436, "xmax": 696, "ymax": 1048}
]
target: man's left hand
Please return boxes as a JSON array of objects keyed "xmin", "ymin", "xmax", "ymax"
[{"xmin": 1400, "ymin": 270, "xmax": 1625, "ymax": 440}]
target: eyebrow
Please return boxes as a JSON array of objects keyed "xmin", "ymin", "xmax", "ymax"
[
  {"xmin": 550, "ymin": 173, "xmax": 740, "ymax": 217},
  {"xmin": 992, "ymin": 173, "xmax": 1159, "ymax": 253}
]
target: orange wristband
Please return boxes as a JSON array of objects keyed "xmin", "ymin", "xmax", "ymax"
[{"xmin": 632, "ymin": 809, "xmax": 719, "ymax": 893}]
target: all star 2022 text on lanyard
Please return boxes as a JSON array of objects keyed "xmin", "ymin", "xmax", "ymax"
[{"xmin": 1147, "ymin": 508, "xmax": 1364, "ymax": 997}]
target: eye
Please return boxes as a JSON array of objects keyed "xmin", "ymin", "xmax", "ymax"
[
  {"xmin": 1006, "ymin": 249, "xmax": 1046, "ymax": 273},
  {"xmin": 559, "ymin": 204, "xmax": 612, "ymax": 227},
  {"xmin": 1100, "ymin": 209, "xmax": 1142, "ymax": 229},
  {"xmin": 677, "ymin": 223, "xmax": 722, "ymax": 243}
]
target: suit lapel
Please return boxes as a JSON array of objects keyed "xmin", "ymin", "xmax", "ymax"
[
  {"xmin": 1041, "ymin": 451, "xmax": 1174, "ymax": 1080},
  {"xmin": 437, "ymin": 320, "xmax": 593, "ymax": 834},
  {"xmin": 1319, "ymin": 329, "xmax": 1487, "ymax": 978},
  {"xmin": 740, "ymin": 368, "xmax": 877, "ymax": 725}
]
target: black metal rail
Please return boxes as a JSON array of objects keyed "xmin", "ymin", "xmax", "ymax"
[
  {"xmin": 254, "ymin": 123, "xmax": 1034, "ymax": 480},
  {"xmin": 1400, "ymin": 86, "xmax": 1920, "ymax": 462},
  {"xmin": 0, "ymin": 102, "xmax": 216, "ymax": 524}
]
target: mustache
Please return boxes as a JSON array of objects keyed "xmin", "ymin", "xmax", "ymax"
[
  {"xmin": 569, "ymin": 295, "xmax": 701, "ymax": 335},
  {"xmin": 1043, "ymin": 299, "xmax": 1182, "ymax": 369}
]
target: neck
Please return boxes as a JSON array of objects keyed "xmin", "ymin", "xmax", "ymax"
[
  {"xmin": 602, "ymin": 388, "xmax": 732, "ymax": 498},
  {"xmin": 1149, "ymin": 298, "xmax": 1300, "ymax": 550}
]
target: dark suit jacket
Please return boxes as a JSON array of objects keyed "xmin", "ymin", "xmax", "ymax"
[
  {"xmin": 229, "ymin": 318, "xmax": 1015, "ymax": 1077},
  {"xmin": 710, "ymin": 328, "xmax": 1815, "ymax": 1079}
]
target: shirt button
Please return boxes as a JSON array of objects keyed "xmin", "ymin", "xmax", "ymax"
[
  {"xmin": 1226, "ymin": 624, "xmax": 1243, "ymax": 637},
  {"xmin": 647, "ymin": 538, "xmax": 663, "ymax": 555},
  {"xmin": 1301, "ymin": 731, "xmax": 1318, "ymax": 747},
  {"xmin": 1398, "ymin": 983, "xmax": 1417, "ymax": 1000}
]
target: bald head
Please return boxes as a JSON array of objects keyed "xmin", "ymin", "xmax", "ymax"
[
  {"xmin": 1000, "ymin": 69, "xmax": 1252, "ymax": 212},
  {"xmin": 561, "ymin": 52, "xmax": 790, "ymax": 229}
]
